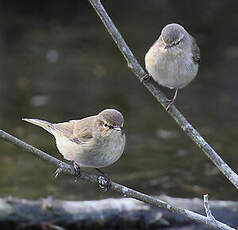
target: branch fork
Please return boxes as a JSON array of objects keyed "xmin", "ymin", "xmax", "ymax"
[{"xmin": 204, "ymin": 194, "xmax": 216, "ymax": 224}]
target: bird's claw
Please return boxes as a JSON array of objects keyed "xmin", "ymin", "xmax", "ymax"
[
  {"xmin": 166, "ymin": 89, "xmax": 178, "ymax": 111},
  {"xmin": 73, "ymin": 162, "xmax": 81, "ymax": 182},
  {"xmin": 54, "ymin": 168, "xmax": 63, "ymax": 178},
  {"xmin": 97, "ymin": 175, "xmax": 112, "ymax": 191},
  {"xmin": 166, "ymin": 99, "xmax": 175, "ymax": 111},
  {"xmin": 95, "ymin": 168, "xmax": 111, "ymax": 191},
  {"xmin": 140, "ymin": 74, "xmax": 152, "ymax": 82}
]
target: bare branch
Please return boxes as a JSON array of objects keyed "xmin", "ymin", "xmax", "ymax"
[
  {"xmin": 88, "ymin": 0, "xmax": 238, "ymax": 189},
  {"xmin": 204, "ymin": 194, "xmax": 216, "ymax": 223},
  {"xmin": 0, "ymin": 129, "xmax": 235, "ymax": 230}
]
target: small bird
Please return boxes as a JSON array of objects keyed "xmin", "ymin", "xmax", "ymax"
[
  {"xmin": 145, "ymin": 23, "xmax": 200, "ymax": 110},
  {"xmin": 22, "ymin": 109, "xmax": 126, "ymax": 185}
]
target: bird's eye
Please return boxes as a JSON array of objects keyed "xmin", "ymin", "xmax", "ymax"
[
  {"xmin": 104, "ymin": 123, "xmax": 108, "ymax": 128},
  {"xmin": 175, "ymin": 40, "xmax": 180, "ymax": 46},
  {"xmin": 104, "ymin": 123, "xmax": 114, "ymax": 129}
]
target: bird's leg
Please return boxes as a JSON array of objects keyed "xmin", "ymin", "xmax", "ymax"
[
  {"xmin": 166, "ymin": 89, "xmax": 178, "ymax": 111},
  {"xmin": 73, "ymin": 161, "xmax": 81, "ymax": 181},
  {"xmin": 140, "ymin": 73, "xmax": 152, "ymax": 82},
  {"xmin": 54, "ymin": 168, "xmax": 63, "ymax": 178},
  {"xmin": 96, "ymin": 168, "xmax": 112, "ymax": 191}
]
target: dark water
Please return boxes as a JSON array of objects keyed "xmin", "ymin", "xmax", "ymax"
[{"xmin": 1, "ymin": 0, "xmax": 238, "ymax": 201}]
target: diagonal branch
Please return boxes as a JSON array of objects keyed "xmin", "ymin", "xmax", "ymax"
[
  {"xmin": 88, "ymin": 0, "xmax": 238, "ymax": 189},
  {"xmin": 0, "ymin": 128, "xmax": 235, "ymax": 230}
]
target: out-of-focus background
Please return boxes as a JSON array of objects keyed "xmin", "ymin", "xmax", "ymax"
[{"xmin": 0, "ymin": 0, "xmax": 238, "ymax": 201}]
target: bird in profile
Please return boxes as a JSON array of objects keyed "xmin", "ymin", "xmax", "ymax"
[
  {"xmin": 23, "ymin": 109, "xmax": 126, "ymax": 188},
  {"xmin": 145, "ymin": 23, "xmax": 200, "ymax": 110}
]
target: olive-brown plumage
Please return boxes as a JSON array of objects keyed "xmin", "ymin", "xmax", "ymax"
[
  {"xmin": 23, "ymin": 109, "xmax": 126, "ymax": 169},
  {"xmin": 145, "ymin": 23, "xmax": 200, "ymax": 109}
]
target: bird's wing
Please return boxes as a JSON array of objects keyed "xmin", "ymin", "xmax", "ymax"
[
  {"xmin": 53, "ymin": 121, "xmax": 74, "ymax": 138},
  {"xmin": 53, "ymin": 116, "xmax": 95, "ymax": 144},
  {"xmin": 22, "ymin": 118, "xmax": 54, "ymax": 134},
  {"xmin": 191, "ymin": 35, "xmax": 200, "ymax": 64}
]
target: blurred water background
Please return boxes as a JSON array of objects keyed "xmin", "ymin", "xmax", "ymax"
[{"xmin": 0, "ymin": 0, "xmax": 238, "ymax": 201}]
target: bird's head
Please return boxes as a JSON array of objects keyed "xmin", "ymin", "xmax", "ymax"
[
  {"xmin": 95, "ymin": 109, "xmax": 124, "ymax": 137},
  {"xmin": 161, "ymin": 23, "xmax": 187, "ymax": 50}
]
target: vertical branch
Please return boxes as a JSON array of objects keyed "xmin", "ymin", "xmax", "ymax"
[
  {"xmin": 88, "ymin": 0, "xmax": 238, "ymax": 189},
  {"xmin": 204, "ymin": 194, "xmax": 216, "ymax": 223}
]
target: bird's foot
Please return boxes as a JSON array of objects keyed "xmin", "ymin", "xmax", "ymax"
[
  {"xmin": 166, "ymin": 89, "xmax": 178, "ymax": 111},
  {"xmin": 54, "ymin": 168, "xmax": 63, "ymax": 178},
  {"xmin": 97, "ymin": 176, "xmax": 112, "ymax": 192},
  {"xmin": 96, "ymin": 168, "xmax": 111, "ymax": 191},
  {"xmin": 140, "ymin": 74, "xmax": 152, "ymax": 82},
  {"xmin": 166, "ymin": 99, "xmax": 175, "ymax": 111},
  {"xmin": 73, "ymin": 161, "xmax": 81, "ymax": 182}
]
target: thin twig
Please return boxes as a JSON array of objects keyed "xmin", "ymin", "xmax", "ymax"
[
  {"xmin": 0, "ymin": 129, "xmax": 235, "ymax": 230},
  {"xmin": 88, "ymin": 0, "xmax": 238, "ymax": 189},
  {"xmin": 204, "ymin": 194, "xmax": 216, "ymax": 223}
]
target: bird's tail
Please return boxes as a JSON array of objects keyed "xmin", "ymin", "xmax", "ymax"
[{"xmin": 22, "ymin": 118, "xmax": 54, "ymax": 134}]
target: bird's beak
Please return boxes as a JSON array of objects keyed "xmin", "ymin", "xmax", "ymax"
[
  {"xmin": 164, "ymin": 44, "xmax": 172, "ymax": 49},
  {"xmin": 113, "ymin": 126, "xmax": 124, "ymax": 135},
  {"xmin": 113, "ymin": 126, "xmax": 121, "ymax": 132}
]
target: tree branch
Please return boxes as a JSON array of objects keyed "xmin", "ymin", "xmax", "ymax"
[
  {"xmin": 0, "ymin": 129, "xmax": 235, "ymax": 230},
  {"xmin": 0, "ymin": 2, "xmax": 236, "ymax": 229},
  {"xmin": 204, "ymin": 194, "xmax": 216, "ymax": 223},
  {"xmin": 88, "ymin": 0, "xmax": 238, "ymax": 189}
]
